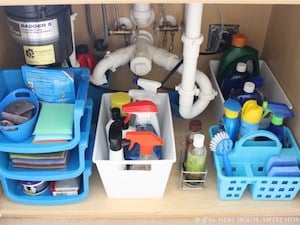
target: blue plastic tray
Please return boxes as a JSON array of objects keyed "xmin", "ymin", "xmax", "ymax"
[
  {"xmin": 0, "ymin": 121, "xmax": 95, "ymax": 205},
  {"xmin": 0, "ymin": 99, "xmax": 92, "ymax": 180},
  {"xmin": 209, "ymin": 125, "xmax": 300, "ymax": 200},
  {"xmin": 0, "ymin": 67, "xmax": 89, "ymax": 153}
]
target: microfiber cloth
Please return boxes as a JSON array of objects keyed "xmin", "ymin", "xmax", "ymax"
[{"xmin": 33, "ymin": 102, "xmax": 74, "ymax": 142}]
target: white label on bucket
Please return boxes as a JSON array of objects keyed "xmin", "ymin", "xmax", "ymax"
[{"xmin": 7, "ymin": 18, "xmax": 59, "ymax": 43}]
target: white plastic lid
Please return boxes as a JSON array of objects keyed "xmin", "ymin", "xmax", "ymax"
[
  {"xmin": 236, "ymin": 62, "xmax": 247, "ymax": 73},
  {"xmin": 193, "ymin": 133, "xmax": 205, "ymax": 148},
  {"xmin": 243, "ymin": 81, "xmax": 255, "ymax": 93}
]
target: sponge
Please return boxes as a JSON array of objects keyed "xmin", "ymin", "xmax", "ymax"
[
  {"xmin": 266, "ymin": 156, "xmax": 299, "ymax": 172},
  {"xmin": 268, "ymin": 166, "xmax": 300, "ymax": 177}
]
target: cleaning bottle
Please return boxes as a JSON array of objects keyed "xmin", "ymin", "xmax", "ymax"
[
  {"xmin": 230, "ymin": 81, "xmax": 263, "ymax": 106},
  {"xmin": 110, "ymin": 92, "xmax": 131, "ymax": 116},
  {"xmin": 122, "ymin": 100, "xmax": 160, "ymax": 137},
  {"xmin": 108, "ymin": 120, "xmax": 123, "ymax": 161},
  {"xmin": 185, "ymin": 119, "xmax": 202, "ymax": 151},
  {"xmin": 219, "ymin": 98, "xmax": 241, "ymax": 142},
  {"xmin": 220, "ymin": 62, "xmax": 251, "ymax": 99},
  {"xmin": 184, "ymin": 133, "xmax": 207, "ymax": 181},
  {"xmin": 125, "ymin": 131, "xmax": 163, "ymax": 170},
  {"xmin": 239, "ymin": 100, "xmax": 263, "ymax": 137},
  {"xmin": 263, "ymin": 101, "xmax": 294, "ymax": 146},
  {"xmin": 217, "ymin": 33, "xmax": 260, "ymax": 86}
]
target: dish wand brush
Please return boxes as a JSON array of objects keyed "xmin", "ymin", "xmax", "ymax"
[{"xmin": 209, "ymin": 131, "xmax": 233, "ymax": 176}]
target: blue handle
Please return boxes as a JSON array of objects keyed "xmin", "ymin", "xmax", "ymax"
[
  {"xmin": 236, "ymin": 130, "xmax": 282, "ymax": 149},
  {"xmin": 223, "ymin": 153, "xmax": 233, "ymax": 176}
]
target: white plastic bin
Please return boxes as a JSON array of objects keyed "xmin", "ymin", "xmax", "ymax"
[
  {"xmin": 209, "ymin": 60, "xmax": 293, "ymax": 121},
  {"xmin": 92, "ymin": 93, "xmax": 176, "ymax": 198}
]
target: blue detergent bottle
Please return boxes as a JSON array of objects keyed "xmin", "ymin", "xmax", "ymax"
[
  {"xmin": 230, "ymin": 81, "xmax": 263, "ymax": 106},
  {"xmin": 263, "ymin": 101, "xmax": 294, "ymax": 146},
  {"xmin": 221, "ymin": 62, "xmax": 251, "ymax": 99},
  {"xmin": 219, "ymin": 99, "xmax": 241, "ymax": 142}
]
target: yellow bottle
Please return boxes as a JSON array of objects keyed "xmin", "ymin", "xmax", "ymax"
[{"xmin": 239, "ymin": 100, "xmax": 263, "ymax": 137}]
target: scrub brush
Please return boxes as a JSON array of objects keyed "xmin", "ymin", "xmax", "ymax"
[{"xmin": 209, "ymin": 131, "xmax": 234, "ymax": 176}]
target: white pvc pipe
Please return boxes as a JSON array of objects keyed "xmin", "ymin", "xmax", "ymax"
[
  {"xmin": 69, "ymin": 13, "xmax": 80, "ymax": 68},
  {"xmin": 176, "ymin": 3, "xmax": 216, "ymax": 119},
  {"xmin": 90, "ymin": 44, "xmax": 136, "ymax": 86},
  {"xmin": 148, "ymin": 44, "xmax": 216, "ymax": 118},
  {"xmin": 131, "ymin": 4, "xmax": 154, "ymax": 27}
]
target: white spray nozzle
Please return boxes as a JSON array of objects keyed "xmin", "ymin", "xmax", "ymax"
[{"xmin": 133, "ymin": 78, "xmax": 161, "ymax": 93}]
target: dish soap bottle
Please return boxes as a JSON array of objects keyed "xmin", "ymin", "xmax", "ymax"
[
  {"xmin": 217, "ymin": 33, "xmax": 260, "ymax": 86},
  {"xmin": 184, "ymin": 133, "xmax": 207, "ymax": 181},
  {"xmin": 185, "ymin": 119, "xmax": 202, "ymax": 151}
]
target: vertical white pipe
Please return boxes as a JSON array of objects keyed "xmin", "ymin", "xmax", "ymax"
[
  {"xmin": 133, "ymin": 4, "xmax": 151, "ymax": 12},
  {"xmin": 185, "ymin": 4, "xmax": 203, "ymax": 38},
  {"xmin": 181, "ymin": 3, "xmax": 203, "ymax": 90},
  {"xmin": 69, "ymin": 13, "xmax": 80, "ymax": 67}
]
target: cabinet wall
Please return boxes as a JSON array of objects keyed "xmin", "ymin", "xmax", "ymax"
[{"xmin": 262, "ymin": 5, "xmax": 300, "ymax": 138}]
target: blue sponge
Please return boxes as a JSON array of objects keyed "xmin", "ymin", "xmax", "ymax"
[
  {"xmin": 268, "ymin": 166, "xmax": 300, "ymax": 177},
  {"xmin": 266, "ymin": 156, "xmax": 299, "ymax": 172}
]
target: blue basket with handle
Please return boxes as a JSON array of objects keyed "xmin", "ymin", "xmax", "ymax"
[
  {"xmin": 0, "ymin": 88, "xmax": 39, "ymax": 142},
  {"xmin": 209, "ymin": 125, "xmax": 300, "ymax": 200}
]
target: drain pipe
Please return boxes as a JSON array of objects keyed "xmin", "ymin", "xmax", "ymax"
[
  {"xmin": 90, "ymin": 44, "xmax": 136, "ymax": 85},
  {"xmin": 176, "ymin": 3, "xmax": 216, "ymax": 118}
]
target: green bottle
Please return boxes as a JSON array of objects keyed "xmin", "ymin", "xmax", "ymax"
[
  {"xmin": 184, "ymin": 133, "xmax": 207, "ymax": 181},
  {"xmin": 217, "ymin": 33, "xmax": 260, "ymax": 86}
]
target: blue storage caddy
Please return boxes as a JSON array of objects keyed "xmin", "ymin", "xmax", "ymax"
[
  {"xmin": 0, "ymin": 99, "xmax": 92, "ymax": 181},
  {"xmin": 0, "ymin": 67, "xmax": 89, "ymax": 153},
  {"xmin": 0, "ymin": 106, "xmax": 95, "ymax": 205},
  {"xmin": 209, "ymin": 125, "xmax": 300, "ymax": 201}
]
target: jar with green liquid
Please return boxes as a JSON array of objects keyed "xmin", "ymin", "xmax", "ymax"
[{"xmin": 184, "ymin": 133, "xmax": 207, "ymax": 180}]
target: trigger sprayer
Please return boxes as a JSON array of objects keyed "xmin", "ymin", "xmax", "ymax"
[
  {"xmin": 125, "ymin": 131, "xmax": 163, "ymax": 157},
  {"xmin": 122, "ymin": 100, "xmax": 160, "ymax": 137},
  {"xmin": 263, "ymin": 101, "xmax": 294, "ymax": 145}
]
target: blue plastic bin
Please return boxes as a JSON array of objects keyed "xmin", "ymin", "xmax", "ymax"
[
  {"xmin": 0, "ymin": 67, "xmax": 89, "ymax": 152},
  {"xmin": 0, "ymin": 88, "xmax": 39, "ymax": 142},
  {"xmin": 0, "ymin": 99, "xmax": 92, "ymax": 180},
  {"xmin": 0, "ymin": 100, "xmax": 94, "ymax": 205},
  {"xmin": 209, "ymin": 125, "xmax": 300, "ymax": 200}
]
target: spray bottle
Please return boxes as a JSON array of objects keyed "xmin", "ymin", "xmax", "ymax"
[
  {"xmin": 239, "ymin": 100, "xmax": 263, "ymax": 137},
  {"xmin": 263, "ymin": 101, "xmax": 294, "ymax": 146},
  {"xmin": 122, "ymin": 100, "xmax": 160, "ymax": 137},
  {"xmin": 219, "ymin": 98, "xmax": 241, "ymax": 142},
  {"xmin": 125, "ymin": 131, "xmax": 163, "ymax": 170}
]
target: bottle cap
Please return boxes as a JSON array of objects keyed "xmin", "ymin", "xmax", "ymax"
[
  {"xmin": 224, "ymin": 99, "xmax": 241, "ymax": 119},
  {"xmin": 241, "ymin": 100, "xmax": 263, "ymax": 123},
  {"xmin": 110, "ymin": 92, "xmax": 131, "ymax": 115},
  {"xmin": 236, "ymin": 62, "xmax": 247, "ymax": 73},
  {"xmin": 193, "ymin": 133, "xmax": 205, "ymax": 148},
  {"xmin": 231, "ymin": 33, "xmax": 247, "ymax": 48},
  {"xmin": 243, "ymin": 81, "xmax": 255, "ymax": 93},
  {"xmin": 189, "ymin": 119, "xmax": 202, "ymax": 132}
]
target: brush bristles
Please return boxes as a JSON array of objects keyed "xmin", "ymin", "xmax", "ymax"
[{"xmin": 209, "ymin": 131, "xmax": 231, "ymax": 152}]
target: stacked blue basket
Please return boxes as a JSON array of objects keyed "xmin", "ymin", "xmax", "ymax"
[
  {"xmin": 209, "ymin": 125, "xmax": 300, "ymax": 201},
  {"xmin": 0, "ymin": 68, "xmax": 94, "ymax": 205}
]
